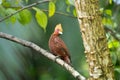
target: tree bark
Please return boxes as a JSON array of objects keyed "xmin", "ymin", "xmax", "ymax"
[{"xmin": 74, "ymin": 0, "xmax": 114, "ymax": 80}]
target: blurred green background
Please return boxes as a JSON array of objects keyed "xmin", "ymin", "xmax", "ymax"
[{"xmin": 0, "ymin": 0, "xmax": 120, "ymax": 80}]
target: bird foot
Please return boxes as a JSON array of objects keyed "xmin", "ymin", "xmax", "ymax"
[{"xmin": 54, "ymin": 55, "xmax": 61, "ymax": 62}]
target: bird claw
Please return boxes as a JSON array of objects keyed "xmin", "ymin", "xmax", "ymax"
[{"xmin": 54, "ymin": 55, "xmax": 61, "ymax": 62}]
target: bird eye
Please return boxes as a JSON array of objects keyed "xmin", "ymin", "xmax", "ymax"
[
  {"xmin": 56, "ymin": 29, "xmax": 60, "ymax": 31},
  {"xmin": 55, "ymin": 29, "xmax": 60, "ymax": 33}
]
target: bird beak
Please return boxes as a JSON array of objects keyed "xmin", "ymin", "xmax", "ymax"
[{"xmin": 59, "ymin": 31, "xmax": 63, "ymax": 34}]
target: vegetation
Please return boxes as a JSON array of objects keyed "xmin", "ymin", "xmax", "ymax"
[{"xmin": 0, "ymin": 0, "xmax": 120, "ymax": 80}]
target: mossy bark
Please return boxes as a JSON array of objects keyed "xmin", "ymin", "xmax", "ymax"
[{"xmin": 74, "ymin": 0, "xmax": 114, "ymax": 80}]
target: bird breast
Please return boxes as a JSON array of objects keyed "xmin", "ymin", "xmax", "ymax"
[{"xmin": 49, "ymin": 34, "xmax": 68, "ymax": 57}]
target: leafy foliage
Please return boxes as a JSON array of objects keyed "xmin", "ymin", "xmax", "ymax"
[
  {"xmin": 49, "ymin": 1, "xmax": 56, "ymax": 17},
  {"xmin": 108, "ymin": 40, "xmax": 119, "ymax": 49},
  {"xmin": 5, "ymin": 8, "xmax": 18, "ymax": 23},
  {"xmin": 18, "ymin": 9, "xmax": 32, "ymax": 25},
  {"xmin": 102, "ymin": 9, "xmax": 114, "ymax": 28},
  {"xmin": 109, "ymin": 0, "xmax": 113, "ymax": 4},
  {"xmin": 0, "ymin": 0, "xmax": 120, "ymax": 80},
  {"xmin": 73, "ymin": 9, "xmax": 77, "ymax": 17},
  {"xmin": 32, "ymin": 7, "xmax": 48, "ymax": 32}
]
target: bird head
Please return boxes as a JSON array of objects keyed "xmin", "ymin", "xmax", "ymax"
[{"xmin": 53, "ymin": 24, "xmax": 63, "ymax": 35}]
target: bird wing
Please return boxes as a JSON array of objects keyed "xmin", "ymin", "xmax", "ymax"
[
  {"xmin": 54, "ymin": 37, "xmax": 70, "ymax": 58},
  {"xmin": 49, "ymin": 34, "xmax": 71, "ymax": 64}
]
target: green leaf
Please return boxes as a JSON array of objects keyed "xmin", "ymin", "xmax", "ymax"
[
  {"xmin": 102, "ymin": 17, "xmax": 114, "ymax": 27},
  {"xmin": 0, "ymin": 5, "xmax": 6, "ymax": 16},
  {"xmin": 5, "ymin": 8, "xmax": 18, "ymax": 23},
  {"xmin": 105, "ymin": 9, "xmax": 112, "ymax": 16},
  {"xmin": 68, "ymin": 0, "xmax": 74, "ymax": 6},
  {"xmin": 66, "ymin": 5, "xmax": 70, "ymax": 12},
  {"xmin": 99, "ymin": 8, "xmax": 104, "ymax": 13},
  {"xmin": 2, "ymin": 1, "xmax": 11, "ymax": 8},
  {"xmin": 65, "ymin": 0, "xmax": 70, "ymax": 5},
  {"xmin": 49, "ymin": 1, "xmax": 55, "ymax": 17},
  {"xmin": 109, "ymin": 0, "xmax": 112, "ymax": 4},
  {"xmin": 73, "ymin": 8, "xmax": 77, "ymax": 17},
  {"xmin": 32, "ymin": 7, "xmax": 47, "ymax": 32},
  {"xmin": 108, "ymin": 40, "xmax": 120, "ymax": 49},
  {"xmin": 18, "ymin": 9, "xmax": 32, "ymax": 25}
]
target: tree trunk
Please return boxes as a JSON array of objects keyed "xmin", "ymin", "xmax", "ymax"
[{"xmin": 74, "ymin": 0, "xmax": 114, "ymax": 80}]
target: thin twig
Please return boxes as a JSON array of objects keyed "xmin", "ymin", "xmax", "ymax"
[
  {"xmin": 0, "ymin": 32, "xmax": 86, "ymax": 80},
  {"xmin": 42, "ymin": 9, "xmax": 76, "ymax": 18},
  {"xmin": 104, "ymin": 26, "xmax": 120, "ymax": 41},
  {"xmin": 0, "ymin": 0, "xmax": 50, "ymax": 22}
]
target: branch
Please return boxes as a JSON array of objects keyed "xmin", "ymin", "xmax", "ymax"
[
  {"xmin": 0, "ymin": 32, "xmax": 86, "ymax": 80},
  {"xmin": 104, "ymin": 26, "xmax": 120, "ymax": 41},
  {"xmin": 0, "ymin": 0, "xmax": 50, "ymax": 22},
  {"xmin": 42, "ymin": 9, "xmax": 76, "ymax": 18}
]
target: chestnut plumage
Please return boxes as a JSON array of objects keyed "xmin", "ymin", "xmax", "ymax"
[{"xmin": 49, "ymin": 24, "xmax": 71, "ymax": 64}]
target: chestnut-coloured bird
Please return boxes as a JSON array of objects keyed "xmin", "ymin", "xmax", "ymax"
[{"xmin": 49, "ymin": 24, "xmax": 71, "ymax": 64}]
